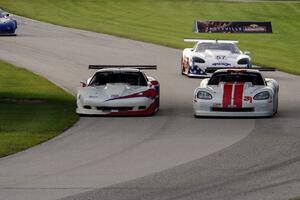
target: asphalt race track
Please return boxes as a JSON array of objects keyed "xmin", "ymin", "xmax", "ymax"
[{"xmin": 0, "ymin": 17, "xmax": 300, "ymax": 200}]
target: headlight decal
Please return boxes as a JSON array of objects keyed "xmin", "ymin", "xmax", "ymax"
[
  {"xmin": 192, "ymin": 57, "xmax": 205, "ymax": 63},
  {"xmin": 237, "ymin": 58, "xmax": 249, "ymax": 65},
  {"xmin": 253, "ymin": 91, "xmax": 270, "ymax": 100},
  {"xmin": 197, "ymin": 91, "xmax": 212, "ymax": 100}
]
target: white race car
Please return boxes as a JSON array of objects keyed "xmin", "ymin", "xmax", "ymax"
[
  {"xmin": 193, "ymin": 69, "xmax": 279, "ymax": 117},
  {"xmin": 181, "ymin": 39, "xmax": 252, "ymax": 77},
  {"xmin": 76, "ymin": 65, "xmax": 159, "ymax": 116}
]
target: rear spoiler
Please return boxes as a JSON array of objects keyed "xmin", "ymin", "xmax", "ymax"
[
  {"xmin": 184, "ymin": 38, "xmax": 238, "ymax": 44},
  {"xmin": 205, "ymin": 67, "xmax": 276, "ymax": 73},
  {"xmin": 88, "ymin": 65, "xmax": 157, "ymax": 70}
]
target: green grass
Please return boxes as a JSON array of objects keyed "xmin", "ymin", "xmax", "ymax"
[
  {"xmin": 1, "ymin": 0, "xmax": 300, "ymax": 74},
  {"xmin": 0, "ymin": 60, "xmax": 78, "ymax": 157}
]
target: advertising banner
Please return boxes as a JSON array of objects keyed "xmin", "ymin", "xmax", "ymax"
[{"xmin": 193, "ymin": 21, "xmax": 273, "ymax": 33}]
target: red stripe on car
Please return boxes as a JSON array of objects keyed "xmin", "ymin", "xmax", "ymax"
[
  {"xmin": 106, "ymin": 89, "xmax": 156, "ymax": 102},
  {"xmin": 223, "ymin": 83, "xmax": 233, "ymax": 108},
  {"xmin": 233, "ymin": 83, "xmax": 244, "ymax": 108}
]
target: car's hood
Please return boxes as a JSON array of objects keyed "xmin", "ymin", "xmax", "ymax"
[
  {"xmin": 207, "ymin": 82, "xmax": 263, "ymax": 94},
  {"xmin": 196, "ymin": 50, "xmax": 240, "ymax": 59},
  {"xmin": 0, "ymin": 18, "xmax": 11, "ymax": 24},
  {"xmin": 204, "ymin": 82, "xmax": 267, "ymax": 107},
  {"xmin": 78, "ymin": 83, "xmax": 149, "ymax": 102}
]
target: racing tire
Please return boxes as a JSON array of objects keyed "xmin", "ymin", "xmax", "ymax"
[
  {"xmin": 274, "ymin": 92, "xmax": 279, "ymax": 114},
  {"xmin": 181, "ymin": 57, "xmax": 185, "ymax": 75}
]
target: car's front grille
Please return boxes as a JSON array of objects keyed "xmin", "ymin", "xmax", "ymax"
[
  {"xmin": 83, "ymin": 105, "xmax": 92, "ymax": 109},
  {"xmin": 96, "ymin": 106, "xmax": 134, "ymax": 112},
  {"xmin": 138, "ymin": 106, "xmax": 146, "ymax": 110},
  {"xmin": 211, "ymin": 107, "xmax": 254, "ymax": 112}
]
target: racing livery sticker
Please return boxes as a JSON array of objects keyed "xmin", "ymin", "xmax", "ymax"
[{"xmin": 223, "ymin": 83, "xmax": 245, "ymax": 108}]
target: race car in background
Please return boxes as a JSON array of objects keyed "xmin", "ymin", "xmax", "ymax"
[
  {"xmin": 76, "ymin": 65, "xmax": 160, "ymax": 116},
  {"xmin": 193, "ymin": 68, "xmax": 279, "ymax": 117},
  {"xmin": 0, "ymin": 9, "xmax": 17, "ymax": 35},
  {"xmin": 181, "ymin": 39, "xmax": 252, "ymax": 77}
]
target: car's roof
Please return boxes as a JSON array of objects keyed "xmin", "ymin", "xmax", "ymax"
[
  {"xmin": 214, "ymin": 69, "xmax": 260, "ymax": 74},
  {"xmin": 95, "ymin": 68, "xmax": 142, "ymax": 73}
]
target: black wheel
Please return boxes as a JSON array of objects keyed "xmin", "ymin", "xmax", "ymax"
[
  {"xmin": 181, "ymin": 66, "xmax": 185, "ymax": 75},
  {"xmin": 274, "ymin": 93, "xmax": 278, "ymax": 114},
  {"xmin": 181, "ymin": 57, "xmax": 185, "ymax": 75}
]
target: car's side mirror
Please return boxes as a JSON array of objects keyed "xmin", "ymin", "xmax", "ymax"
[
  {"xmin": 80, "ymin": 81, "xmax": 87, "ymax": 87},
  {"xmin": 244, "ymin": 51, "xmax": 251, "ymax": 55}
]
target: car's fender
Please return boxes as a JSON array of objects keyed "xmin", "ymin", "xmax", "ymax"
[
  {"xmin": 200, "ymin": 78, "xmax": 209, "ymax": 87},
  {"xmin": 265, "ymin": 78, "xmax": 279, "ymax": 93}
]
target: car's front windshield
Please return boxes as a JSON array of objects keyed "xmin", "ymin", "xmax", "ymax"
[
  {"xmin": 89, "ymin": 71, "xmax": 148, "ymax": 86},
  {"xmin": 196, "ymin": 43, "xmax": 240, "ymax": 54},
  {"xmin": 208, "ymin": 72, "xmax": 265, "ymax": 85}
]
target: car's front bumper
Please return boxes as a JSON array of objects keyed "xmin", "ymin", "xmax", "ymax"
[
  {"xmin": 186, "ymin": 64, "xmax": 249, "ymax": 77},
  {"xmin": 0, "ymin": 22, "xmax": 17, "ymax": 34},
  {"xmin": 76, "ymin": 97, "xmax": 158, "ymax": 116},
  {"xmin": 194, "ymin": 110, "xmax": 273, "ymax": 117},
  {"xmin": 193, "ymin": 99, "xmax": 274, "ymax": 117},
  {"xmin": 185, "ymin": 72, "xmax": 210, "ymax": 78}
]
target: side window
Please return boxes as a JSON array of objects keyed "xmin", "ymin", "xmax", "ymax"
[
  {"xmin": 253, "ymin": 73, "xmax": 265, "ymax": 85},
  {"xmin": 208, "ymin": 73, "xmax": 222, "ymax": 85},
  {"xmin": 88, "ymin": 74, "xmax": 98, "ymax": 86},
  {"xmin": 89, "ymin": 72, "xmax": 107, "ymax": 86},
  {"xmin": 139, "ymin": 72, "xmax": 148, "ymax": 86}
]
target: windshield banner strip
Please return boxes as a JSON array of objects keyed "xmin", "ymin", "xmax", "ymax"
[{"xmin": 193, "ymin": 21, "xmax": 272, "ymax": 33}]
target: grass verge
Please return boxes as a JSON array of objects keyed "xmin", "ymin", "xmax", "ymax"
[
  {"xmin": 1, "ymin": 0, "xmax": 300, "ymax": 74},
  {"xmin": 0, "ymin": 60, "xmax": 78, "ymax": 157}
]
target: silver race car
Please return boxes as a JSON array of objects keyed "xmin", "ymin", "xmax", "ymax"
[
  {"xmin": 193, "ymin": 68, "xmax": 279, "ymax": 117},
  {"xmin": 76, "ymin": 65, "xmax": 159, "ymax": 116},
  {"xmin": 181, "ymin": 39, "xmax": 252, "ymax": 77}
]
